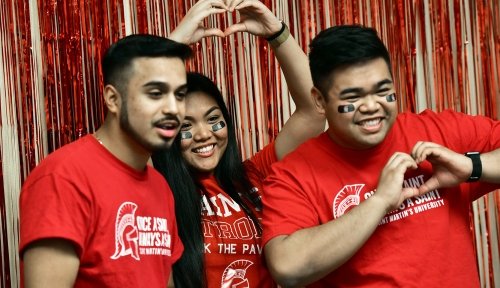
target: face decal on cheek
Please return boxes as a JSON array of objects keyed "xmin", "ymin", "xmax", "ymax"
[
  {"xmin": 211, "ymin": 121, "xmax": 226, "ymax": 132},
  {"xmin": 386, "ymin": 93, "xmax": 396, "ymax": 102},
  {"xmin": 181, "ymin": 131, "xmax": 192, "ymax": 140},
  {"xmin": 338, "ymin": 104, "xmax": 356, "ymax": 113}
]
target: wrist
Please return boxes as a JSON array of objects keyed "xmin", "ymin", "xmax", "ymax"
[
  {"xmin": 266, "ymin": 21, "xmax": 290, "ymax": 48},
  {"xmin": 464, "ymin": 152, "xmax": 482, "ymax": 182}
]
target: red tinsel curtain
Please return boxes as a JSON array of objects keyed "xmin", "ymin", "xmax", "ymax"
[{"xmin": 1, "ymin": 0, "xmax": 499, "ymax": 287}]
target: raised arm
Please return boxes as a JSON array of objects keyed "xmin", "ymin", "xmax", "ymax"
[
  {"xmin": 264, "ymin": 152, "xmax": 419, "ymax": 287},
  {"xmin": 23, "ymin": 239, "xmax": 80, "ymax": 288},
  {"xmin": 225, "ymin": 0, "xmax": 326, "ymax": 159}
]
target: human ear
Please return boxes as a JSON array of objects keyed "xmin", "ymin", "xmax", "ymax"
[
  {"xmin": 103, "ymin": 85, "xmax": 122, "ymax": 114},
  {"xmin": 311, "ymin": 87, "xmax": 326, "ymax": 115}
]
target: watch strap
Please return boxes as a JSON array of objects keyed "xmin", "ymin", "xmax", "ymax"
[
  {"xmin": 266, "ymin": 22, "xmax": 290, "ymax": 48},
  {"xmin": 464, "ymin": 152, "xmax": 482, "ymax": 182}
]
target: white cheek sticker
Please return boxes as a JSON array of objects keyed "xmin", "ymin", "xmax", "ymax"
[
  {"xmin": 338, "ymin": 104, "xmax": 355, "ymax": 113},
  {"xmin": 181, "ymin": 131, "xmax": 192, "ymax": 140},
  {"xmin": 211, "ymin": 121, "xmax": 226, "ymax": 132},
  {"xmin": 386, "ymin": 93, "xmax": 396, "ymax": 102}
]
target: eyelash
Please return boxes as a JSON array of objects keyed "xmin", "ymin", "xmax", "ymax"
[
  {"xmin": 345, "ymin": 90, "xmax": 391, "ymax": 101},
  {"xmin": 148, "ymin": 91, "xmax": 162, "ymax": 98},
  {"xmin": 180, "ymin": 115, "xmax": 220, "ymax": 131},
  {"xmin": 208, "ymin": 115, "xmax": 219, "ymax": 122}
]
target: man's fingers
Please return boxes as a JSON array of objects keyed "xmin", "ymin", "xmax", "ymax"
[
  {"xmin": 203, "ymin": 28, "xmax": 226, "ymax": 38},
  {"xmin": 418, "ymin": 178, "xmax": 439, "ymax": 195},
  {"xmin": 401, "ymin": 187, "xmax": 421, "ymax": 200},
  {"xmin": 224, "ymin": 23, "xmax": 247, "ymax": 36}
]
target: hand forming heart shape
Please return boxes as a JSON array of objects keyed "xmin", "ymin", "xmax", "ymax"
[{"xmin": 169, "ymin": 0, "xmax": 283, "ymax": 45}]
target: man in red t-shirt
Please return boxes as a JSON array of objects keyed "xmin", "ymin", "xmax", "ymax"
[
  {"xmin": 20, "ymin": 35, "xmax": 192, "ymax": 287},
  {"xmin": 261, "ymin": 25, "xmax": 500, "ymax": 287}
]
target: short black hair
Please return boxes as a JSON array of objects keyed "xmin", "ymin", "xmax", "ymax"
[
  {"xmin": 102, "ymin": 34, "xmax": 192, "ymax": 93},
  {"xmin": 309, "ymin": 25, "xmax": 391, "ymax": 96}
]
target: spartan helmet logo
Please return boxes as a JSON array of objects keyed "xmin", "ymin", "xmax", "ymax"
[
  {"xmin": 333, "ymin": 184, "xmax": 364, "ymax": 219},
  {"xmin": 221, "ymin": 260, "xmax": 254, "ymax": 288},
  {"xmin": 110, "ymin": 202, "xmax": 140, "ymax": 260}
]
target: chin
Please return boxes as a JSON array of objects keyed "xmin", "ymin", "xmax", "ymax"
[
  {"xmin": 191, "ymin": 162, "xmax": 217, "ymax": 174},
  {"xmin": 150, "ymin": 141, "xmax": 174, "ymax": 152}
]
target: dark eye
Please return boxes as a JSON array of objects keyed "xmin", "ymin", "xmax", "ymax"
[
  {"xmin": 181, "ymin": 122, "xmax": 191, "ymax": 131},
  {"xmin": 377, "ymin": 88, "xmax": 390, "ymax": 96},
  {"xmin": 148, "ymin": 91, "xmax": 162, "ymax": 98},
  {"xmin": 344, "ymin": 96, "xmax": 360, "ymax": 102},
  {"xmin": 175, "ymin": 89, "xmax": 188, "ymax": 100},
  {"xmin": 208, "ymin": 115, "xmax": 220, "ymax": 123}
]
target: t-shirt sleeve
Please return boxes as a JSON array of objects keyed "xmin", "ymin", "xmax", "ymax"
[
  {"xmin": 19, "ymin": 173, "xmax": 92, "ymax": 257},
  {"xmin": 245, "ymin": 142, "xmax": 278, "ymax": 179},
  {"xmin": 261, "ymin": 157, "xmax": 320, "ymax": 246},
  {"xmin": 428, "ymin": 110, "xmax": 500, "ymax": 152}
]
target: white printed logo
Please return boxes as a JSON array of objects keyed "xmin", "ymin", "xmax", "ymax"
[
  {"xmin": 221, "ymin": 260, "xmax": 253, "ymax": 288},
  {"xmin": 111, "ymin": 202, "xmax": 140, "ymax": 260},
  {"xmin": 333, "ymin": 184, "xmax": 364, "ymax": 219}
]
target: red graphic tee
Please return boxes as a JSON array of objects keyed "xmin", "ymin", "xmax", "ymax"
[
  {"xmin": 201, "ymin": 143, "xmax": 277, "ymax": 288},
  {"xmin": 20, "ymin": 135, "xmax": 183, "ymax": 287}
]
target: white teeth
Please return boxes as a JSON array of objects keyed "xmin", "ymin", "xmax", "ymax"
[
  {"xmin": 194, "ymin": 144, "xmax": 214, "ymax": 153},
  {"xmin": 361, "ymin": 119, "xmax": 381, "ymax": 127}
]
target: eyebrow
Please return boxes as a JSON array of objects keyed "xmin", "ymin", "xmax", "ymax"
[
  {"xmin": 184, "ymin": 106, "xmax": 221, "ymax": 121},
  {"xmin": 143, "ymin": 81, "xmax": 169, "ymax": 90},
  {"xmin": 142, "ymin": 82, "xmax": 188, "ymax": 93},
  {"xmin": 339, "ymin": 79, "xmax": 393, "ymax": 96}
]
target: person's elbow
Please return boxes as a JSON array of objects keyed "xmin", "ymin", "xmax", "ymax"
[{"xmin": 264, "ymin": 239, "xmax": 308, "ymax": 287}]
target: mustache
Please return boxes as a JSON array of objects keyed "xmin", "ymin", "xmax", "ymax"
[{"xmin": 154, "ymin": 114, "xmax": 181, "ymax": 126}]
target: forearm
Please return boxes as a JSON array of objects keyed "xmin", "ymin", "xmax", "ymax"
[
  {"xmin": 480, "ymin": 148, "xmax": 500, "ymax": 183},
  {"xmin": 271, "ymin": 35, "xmax": 315, "ymax": 113},
  {"xmin": 265, "ymin": 195, "xmax": 389, "ymax": 287},
  {"xmin": 271, "ymin": 34, "xmax": 325, "ymax": 159}
]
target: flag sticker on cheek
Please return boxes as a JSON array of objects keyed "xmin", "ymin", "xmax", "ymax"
[
  {"xmin": 181, "ymin": 131, "xmax": 192, "ymax": 140},
  {"xmin": 211, "ymin": 121, "xmax": 226, "ymax": 132},
  {"xmin": 386, "ymin": 93, "xmax": 396, "ymax": 102},
  {"xmin": 338, "ymin": 104, "xmax": 355, "ymax": 113}
]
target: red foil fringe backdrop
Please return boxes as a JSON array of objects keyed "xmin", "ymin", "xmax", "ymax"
[{"xmin": 1, "ymin": 1, "xmax": 499, "ymax": 287}]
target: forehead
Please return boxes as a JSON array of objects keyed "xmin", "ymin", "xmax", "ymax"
[
  {"xmin": 185, "ymin": 91, "xmax": 220, "ymax": 117},
  {"xmin": 327, "ymin": 58, "xmax": 392, "ymax": 96},
  {"xmin": 128, "ymin": 57, "xmax": 187, "ymax": 86}
]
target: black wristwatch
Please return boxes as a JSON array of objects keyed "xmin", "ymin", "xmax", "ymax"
[{"xmin": 464, "ymin": 152, "xmax": 482, "ymax": 182}]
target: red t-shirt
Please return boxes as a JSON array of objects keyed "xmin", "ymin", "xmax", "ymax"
[
  {"xmin": 20, "ymin": 135, "xmax": 183, "ymax": 287},
  {"xmin": 262, "ymin": 109, "xmax": 500, "ymax": 287},
  {"xmin": 201, "ymin": 143, "xmax": 277, "ymax": 288}
]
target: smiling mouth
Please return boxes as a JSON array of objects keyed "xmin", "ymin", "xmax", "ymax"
[
  {"xmin": 193, "ymin": 144, "xmax": 215, "ymax": 154},
  {"xmin": 359, "ymin": 118, "xmax": 382, "ymax": 127}
]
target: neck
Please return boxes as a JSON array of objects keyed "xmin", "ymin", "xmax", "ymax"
[{"xmin": 95, "ymin": 120, "xmax": 151, "ymax": 171}]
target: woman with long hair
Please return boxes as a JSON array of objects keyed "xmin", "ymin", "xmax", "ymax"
[{"xmin": 154, "ymin": 1, "xmax": 325, "ymax": 287}]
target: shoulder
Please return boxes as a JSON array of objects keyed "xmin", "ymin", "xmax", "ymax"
[
  {"xmin": 23, "ymin": 136, "xmax": 95, "ymax": 186},
  {"xmin": 268, "ymin": 133, "xmax": 326, "ymax": 173}
]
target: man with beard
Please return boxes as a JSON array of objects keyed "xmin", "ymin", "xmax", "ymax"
[{"xmin": 19, "ymin": 34, "xmax": 192, "ymax": 287}]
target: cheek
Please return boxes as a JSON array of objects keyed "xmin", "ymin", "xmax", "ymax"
[
  {"xmin": 216, "ymin": 129, "xmax": 229, "ymax": 144},
  {"xmin": 180, "ymin": 139, "xmax": 192, "ymax": 154},
  {"xmin": 177, "ymin": 100, "xmax": 186, "ymax": 120}
]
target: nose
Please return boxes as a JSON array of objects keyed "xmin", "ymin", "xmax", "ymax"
[
  {"xmin": 358, "ymin": 94, "xmax": 381, "ymax": 113},
  {"xmin": 192, "ymin": 124, "xmax": 212, "ymax": 142},
  {"xmin": 161, "ymin": 93, "xmax": 181, "ymax": 116}
]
